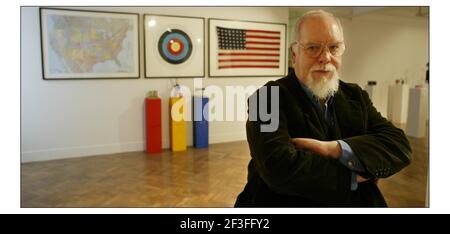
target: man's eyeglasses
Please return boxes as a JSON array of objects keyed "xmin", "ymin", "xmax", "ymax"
[{"xmin": 293, "ymin": 41, "xmax": 346, "ymax": 58}]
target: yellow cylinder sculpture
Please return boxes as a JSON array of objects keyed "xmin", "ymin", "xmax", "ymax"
[{"xmin": 169, "ymin": 97, "xmax": 187, "ymax": 152}]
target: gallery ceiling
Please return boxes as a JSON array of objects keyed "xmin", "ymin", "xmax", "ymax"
[{"xmin": 288, "ymin": 6, "xmax": 429, "ymax": 21}]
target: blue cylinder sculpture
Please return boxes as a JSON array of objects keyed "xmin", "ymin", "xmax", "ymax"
[{"xmin": 193, "ymin": 96, "xmax": 209, "ymax": 148}]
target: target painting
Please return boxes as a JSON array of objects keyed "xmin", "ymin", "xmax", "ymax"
[
  {"xmin": 158, "ymin": 29, "xmax": 192, "ymax": 64},
  {"xmin": 144, "ymin": 15, "xmax": 204, "ymax": 78}
]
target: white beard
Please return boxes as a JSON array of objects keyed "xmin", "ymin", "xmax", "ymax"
[{"xmin": 304, "ymin": 63, "xmax": 340, "ymax": 100}]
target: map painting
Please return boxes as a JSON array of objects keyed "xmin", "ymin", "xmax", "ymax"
[{"xmin": 40, "ymin": 9, "xmax": 139, "ymax": 79}]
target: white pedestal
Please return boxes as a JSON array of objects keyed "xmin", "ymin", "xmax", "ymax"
[
  {"xmin": 425, "ymin": 85, "xmax": 429, "ymax": 122},
  {"xmin": 388, "ymin": 84, "xmax": 409, "ymax": 124},
  {"xmin": 406, "ymin": 87, "xmax": 427, "ymax": 138},
  {"xmin": 365, "ymin": 84, "xmax": 379, "ymax": 107}
]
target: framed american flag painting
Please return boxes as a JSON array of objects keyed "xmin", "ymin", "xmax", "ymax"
[{"xmin": 208, "ymin": 18, "xmax": 287, "ymax": 77}]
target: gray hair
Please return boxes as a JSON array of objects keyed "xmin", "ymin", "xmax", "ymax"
[{"xmin": 292, "ymin": 10, "xmax": 344, "ymax": 44}]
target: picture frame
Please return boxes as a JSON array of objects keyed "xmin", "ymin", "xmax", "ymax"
[
  {"xmin": 144, "ymin": 14, "xmax": 205, "ymax": 78},
  {"xmin": 39, "ymin": 8, "xmax": 140, "ymax": 80},
  {"xmin": 208, "ymin": 18, "xmax": 287, "ymax": 78}
]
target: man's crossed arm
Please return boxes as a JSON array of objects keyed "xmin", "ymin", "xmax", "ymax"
[{"xmin": 291, "ymin": 138, "xmax": 370, "ymax": 183}]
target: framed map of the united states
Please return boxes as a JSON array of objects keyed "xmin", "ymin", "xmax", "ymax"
[{"xmin": 39, "ymin": 8, "xmax": 140, "ymax": 80}]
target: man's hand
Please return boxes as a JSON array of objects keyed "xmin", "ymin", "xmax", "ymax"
[
  {"xmin": 291, "ymin": 138, "xmax": 342, "ymax": 159},
  {"xmin": 357, "ymin": 175, "xmax": 379, "ymax": 184},
  {"xmin": 357, "ymin": 175, "xmax": 369, "ymax": 183}
]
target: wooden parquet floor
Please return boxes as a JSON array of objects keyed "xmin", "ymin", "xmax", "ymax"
[
  {"xmin": 378, "ymin": 124, "xmax": 429, "ymax": 208},
  {"xmin": 21, "ymin": 125, "xmax": 428, "ymax": 208}
]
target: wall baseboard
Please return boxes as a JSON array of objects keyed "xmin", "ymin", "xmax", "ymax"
[
  {"xmin": 21, "ymin": 141, "xmax": 145, "ymax": 163},
  {"xmin": 21, "ymin": 131, "xmax": 247, "ymax": 163},
  {"xmin": 209, "ymin": 131, "xmax": 246, "ymax": 144}
]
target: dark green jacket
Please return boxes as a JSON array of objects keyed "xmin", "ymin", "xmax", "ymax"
[{"xmin": 235, "ymin": 73, "xmax": 412, "ymax": 207}]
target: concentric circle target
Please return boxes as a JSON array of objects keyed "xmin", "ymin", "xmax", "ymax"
[{"xmin": 158, "ymin": 29, "xmax": 192, "ymax": 64}]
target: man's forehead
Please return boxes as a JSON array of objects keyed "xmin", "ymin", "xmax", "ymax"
[{"xmin": 300, "ymin": 15, "xmax": 343, "ymax": 42}]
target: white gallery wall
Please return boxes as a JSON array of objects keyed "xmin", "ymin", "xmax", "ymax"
[
  {"xmin": 21, "ymin": 7, "xmax": 289, "ymax": 162},
  {"xmin": 22, "ymin": 7, "xmax": 428, "ymax": 162},
  {"xmin": 341, "ymin": 13, "xmax": 428, "ymax": 116}
]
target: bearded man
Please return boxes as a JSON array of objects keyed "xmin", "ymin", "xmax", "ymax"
[{"xmin": 235, "ymin": 10, "xmax": 412, "ymax": 207}]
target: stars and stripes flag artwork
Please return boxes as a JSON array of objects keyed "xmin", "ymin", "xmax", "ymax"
[{"xmin": 216, "ymin": 26, "xmax": 281, "ymax": 69}]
